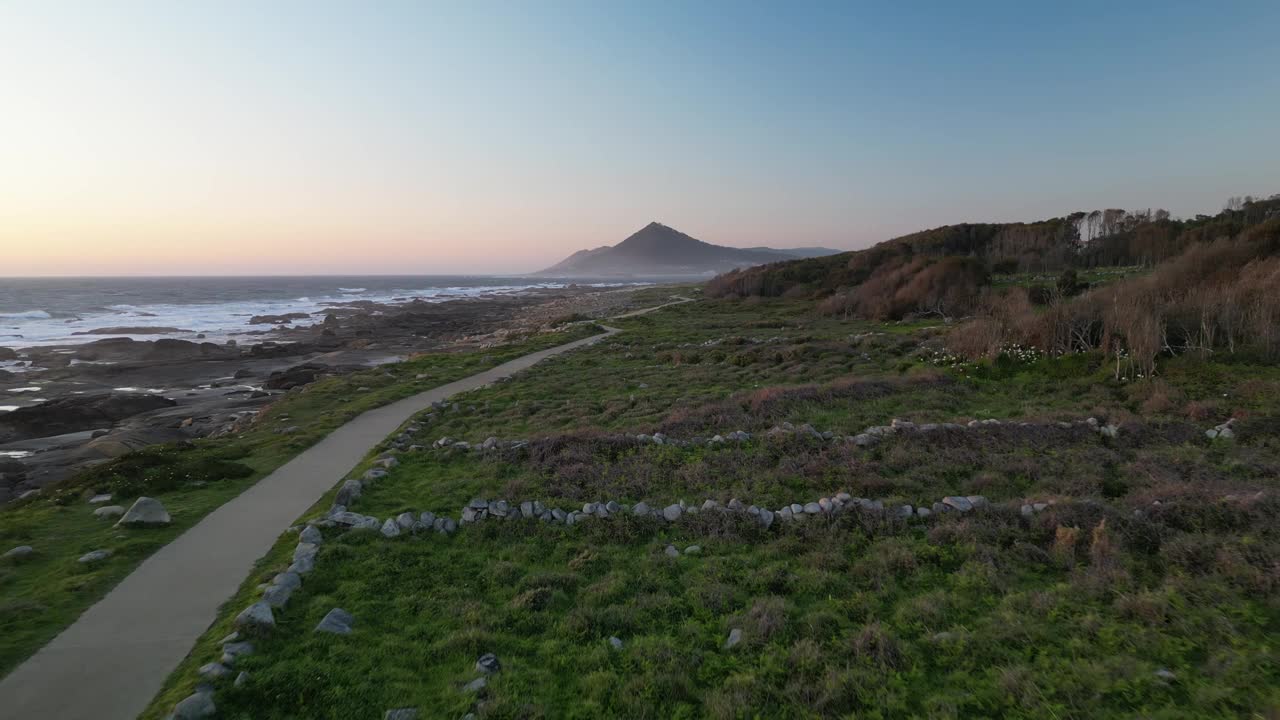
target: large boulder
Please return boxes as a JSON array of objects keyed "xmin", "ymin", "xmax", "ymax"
[
  {"xmin": 3, "ymin": 545, "xmax": 34, "ymax": 560},
  {"xmin": 315, "ymin": 608, "xmax": 354, "ymax": 634},
  {"xmin": 235, "ymin": 601, "xmax": 275, "ymax": 633},
  {"xmin": 0, "ymin": 393, "xmax": 176, "ymax": 443},
  {"xmin": 171, "ymin": 690, "xmax": 216, "ymax": 719},
  {"xmin": 116, "ymin": 497, "xmax": 171, "ymax": 527},
  {"xmin": 264, "ymin": 363, "xmax": 327, "ymax": 390}
]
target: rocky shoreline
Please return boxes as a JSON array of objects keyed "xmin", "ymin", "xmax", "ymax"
[{"xmin": 0, "ymin": 285, "xmax": 649, "ymax": 502}]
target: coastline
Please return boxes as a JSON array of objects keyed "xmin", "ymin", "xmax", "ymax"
[{"xmin": 0, "ymin": 285, "xmax": 654, "ymax": 501}]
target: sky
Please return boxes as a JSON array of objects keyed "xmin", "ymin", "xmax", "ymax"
[{"xmin": 1, "ymin": 0, "xmax": 1278, "ymax": 276}]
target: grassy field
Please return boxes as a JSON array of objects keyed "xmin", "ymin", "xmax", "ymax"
[
  {"xmin": 0, "ymin": 322, "xmax": 604, "ymax": 677},
  {"xmin": 139, "ymin": 291, "xmax": 1280, "ymax": 719}
]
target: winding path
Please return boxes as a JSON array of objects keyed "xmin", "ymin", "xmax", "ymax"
[{"xmin": 0, "ymin": 297, "xmax": 690, "ymax": 720}]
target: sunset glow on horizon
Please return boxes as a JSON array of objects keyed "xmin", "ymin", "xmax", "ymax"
[{"xmin": 3, "ymin": 1, "xmax": 1278, "ymax": 276}]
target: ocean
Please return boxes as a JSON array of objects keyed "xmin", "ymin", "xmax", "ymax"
[{"xmin": 0, "ymin": 276, "xmax": 626, "ymax": 349}]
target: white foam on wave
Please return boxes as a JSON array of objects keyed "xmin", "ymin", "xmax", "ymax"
[
  {"xmin": 1, "ymin": 280, "xmax": 640, "ymax": 348},
  {"xmin": 8, "ymin": 387, "xmax": 41, "ymax": 393},
  {"xmin": 0, "ymin": 449, "xmax": 33, "ymax": 458}
]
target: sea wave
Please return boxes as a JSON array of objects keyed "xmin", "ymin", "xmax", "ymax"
[
  {"xmin": 338, "ymin": 287, "xmax": 366, "ymax": 293},
  {"xmin": 0, "ymin": 310, "xmax": 52, "ymax": 320}
]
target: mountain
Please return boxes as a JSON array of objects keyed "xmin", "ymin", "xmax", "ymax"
[{"xmin": 535, "ymin": 222, "xmax": 841, "ymax": 277}]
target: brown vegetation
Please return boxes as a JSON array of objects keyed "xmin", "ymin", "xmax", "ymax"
[{"xmin": 952, "ymin": 217, "xmax": 1280, "ymax": 376}]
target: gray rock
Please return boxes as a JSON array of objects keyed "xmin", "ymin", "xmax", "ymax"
[
  {"xmin": 632, "ymin": 502, "xmax": 651, "ymax": 516},
  {"xmin": 293, "ymin": 542, "xmax": 318, "ymax": 562},
  {"xmin": 1032, "ymin": 502, "xmax": 1049, "ymax": 512},
  {"xmin": 1155, "ymin": 668, "xmax": 1177, "ymax": 682},
  {"xmin": 396, "ymin": 512, "xmax": 416, "ymax": 530},
  {"xmin": 335, "ymin": 479, "xmax": 363, "ymax": 506},
  {"xmin": 198, "ymin": 662, "xmax": 232, "ymax": 680},
  {"xmin": 475, "ymin": 652, "xmax": 501, "ymax": 674},
  {"xmin": 965, "ymin": 495, "xmax": 989, "ymax": 509},
  {"xmin": 219, "ymin": 631, "xmax": 241, "ymax": 644},
  {"xmin": 609, "ymin": 636, "xmax": 624, "ymax": 650},
  {"xmin": 288, "ymin": 553, "xmax": 316, "ymax": 575},
  {"xmin": 803, "ymin": 502, "xmax": 822, "ymax": 515},
  {"xmin": 171, "ymin": 690, "xmax": 216, "ymax": 719},
  {"xmin": 758, "ymin": 508, "xmax": 775, "ymax": 528},
  {"xmin": 894, "ymin": 504, "xmax": 914, "ymax": 518},
  {"xmin": 235, "ymin": 601, "xmax": 275, "ymax": 633},
  {"xmin": 419, "ymin": 511, "xmax": 436, "ymax": 526},
  {"xmin": 221, "ymin": 641, "xmax": 255, "ymax": 664},
  {"xmin": 605, "ymin": 500, "xmax": 621, "ymax": 514},
  {"xmin": 790, "ymin": 503, "xmax": 804, "ymax": 514},
  {"xmin": 520, "ymin": 501, "xmax": 534, "ymax": 517},
  {"xmin": 384, "ymin": 710, "xmax": 419, "ymax": 720},
  {"xmin": 941, "ymin": 496, "xmax": 974, "ymax": 513},
  {"xmin": 88, "ymin": 493, "xmax": 113, "ymax": 504},
  {"xmin": 727, "ymin": 498, "xmax": 744, "ymax": 511},
  {"xmin": 551, "ymin": 508, "xmax": 567, "ymax": 523},
  {"xmin": 315, "ymin": 607, "xmax": 354, "ymax": 634},
  {"xmin": 916, "ymin": 506, "xmax": 931, "ymax": 518},
  {"xmin": 117, "ymin": 496, "xmax": 171, "ymax": 527},
  {"xmin": 3, "ymin": 545, "xmax": 34, "ymax": 559},
  {"xmin": 262, "ymin": 582, "xmax": 295, "ymax": 608},
  {"xmin": 462, "ymin": 676, "xmax": 487, "ymax": 693},
  {"xmin": 234, "ymin": 671, "xmax": 249, "ymax": 688},
  {"xmin": 662, "ymin": 504, "xmax": 683, "ymax": 522},
  {"xmin": 299, "ymin": 525, "xmax": 323, "ymax": 544},
  {"xmin": 664, "ymin": 545, "xmax": 680, "ymax": 558},
  {"xmin": 684, "ymin": 545, "xmax": 702, "ymax": 555},
  {"xmin": 381, "ymin": 518, "xmax": 401, "ymax": 538},
  {"xmin": 78, "ymin": 549, "xmax": 112, "ymax": 564},
  {"xmin": 725, "ymin": 628, "xmax": 742, "ymax": 649},
  {"xmin": 363, "ymin": 469, "xmax": 388, "ymax": 482}
]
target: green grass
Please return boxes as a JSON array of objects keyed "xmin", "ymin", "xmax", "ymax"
[
  {"xmin": 123, "ymin": 295, "xmax": 1280, "ymax": 719},
  {"xmin": 0, "ymin": 323, "xmax": 603, "ymax": 677}
]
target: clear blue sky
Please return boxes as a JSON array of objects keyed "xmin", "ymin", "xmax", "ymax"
[{"xmin": 2, "ymin": 0, "xmax": 1277, "ymax": 274}]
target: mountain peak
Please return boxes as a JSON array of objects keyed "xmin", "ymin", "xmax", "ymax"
[{"xmin": 535, "ymin": 223, "xmax": 840, "ymax": 278}]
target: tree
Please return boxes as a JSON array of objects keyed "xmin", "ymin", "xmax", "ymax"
[{"xmin": 1057, "ymin": 268, "xmax": 1085, "ymax": 297}]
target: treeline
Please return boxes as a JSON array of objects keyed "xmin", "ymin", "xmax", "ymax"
[
  {"xmin": 706, "ymin": 196, "xmax": 1280, "ymax": 308},
  {"xmin": 707, "ymin": 194, "xmax": 1280, "ymax": 324},
  {"xmin": 953, "ymin": 217, "xmax": 1280, "ymax": 375}
]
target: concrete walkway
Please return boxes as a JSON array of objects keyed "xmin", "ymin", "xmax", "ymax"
[{"xmin": 0, "ymin": 303, "xmax": 689, "ymax": 719}]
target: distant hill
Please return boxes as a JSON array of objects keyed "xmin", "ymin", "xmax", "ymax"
[
  {"xmin": 535, "ymin": 222, "xmax": 840, "ymax": 277},
  {"xmin": 706, "ymin": 194, "xmax": 1280, "ymax": 319}
]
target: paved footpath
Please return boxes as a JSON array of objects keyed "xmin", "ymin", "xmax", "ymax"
[{"xmin": 0, "ymin": 299, "xmax": 688, "ymax": 720}]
